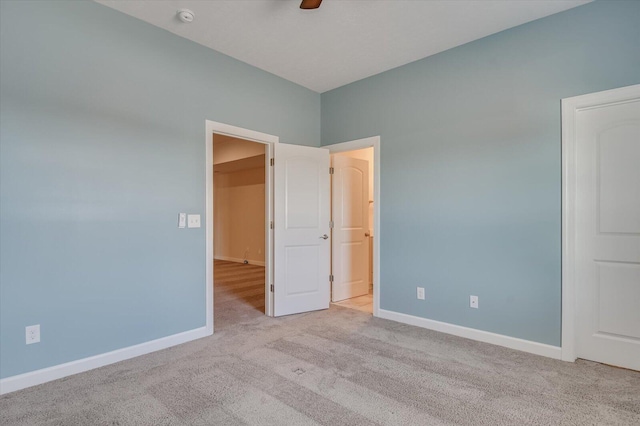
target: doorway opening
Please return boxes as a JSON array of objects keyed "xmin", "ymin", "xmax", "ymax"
[
  {"xmin": 328, "ymin": 137, "xmax": 380, "ymax": 316},
  {"xmin": 205, "ymin": 120, "xmax": 279, "ymax": 334},
  {"xmin": 210, "ymin": 129, "xmax": 274, "ymax": 331}
]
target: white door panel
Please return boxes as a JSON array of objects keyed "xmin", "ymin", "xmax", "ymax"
[
  {"xmin": 597, "ymin": 124, "xmax": 640, "ymax": 233},
  {"xmin": 274, "ymin": 144, "xmax": 330, "ymax": 316},
  {"xmin": 331, "ymin": 155, "xmax": 370, "ymax": 302},
  {"xmin": 574, "ymin": 90, "xmax": 640, "ymax": 371},
  {"xmin": 596, "ymin": 262, "xmax": 640, "ymax": 339}
]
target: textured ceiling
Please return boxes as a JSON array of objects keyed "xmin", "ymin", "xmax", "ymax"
[{"xmin": 96, "ymin": 0, "xmax": 591, "ymax": 93}]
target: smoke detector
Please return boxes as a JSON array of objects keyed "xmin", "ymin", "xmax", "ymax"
[{"xmin": 177, "ymin": 9, "xmax": 195, "ymax": 23}]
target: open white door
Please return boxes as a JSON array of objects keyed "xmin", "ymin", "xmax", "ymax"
[
  {"xmin": 331, "ymin": 155, "xmax": 370, "ymax": 302},
  {"xmin": 273, "ymin": 144, "xmax": 330, "ymax": 316}
]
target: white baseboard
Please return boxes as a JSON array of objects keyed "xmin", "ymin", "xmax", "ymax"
[
  {"xmin": 0, "ymin": 326, "xmax": 211, "ymax": 395},
  {"xmin": 214, "ymin": 255, "xmax": 265, "ymax": 267},
  {"xmin": 377, "ymin": 309, "xmax": 562, "ymax": 360}
]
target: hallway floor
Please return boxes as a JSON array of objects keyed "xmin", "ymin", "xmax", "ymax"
[
  {"xmin": 332, "ymin": 292, "xmax": 373, "ymax": 314},
  {"xmin": 214, "ymin": 260, "xmax": 265, "ymax": 329}
]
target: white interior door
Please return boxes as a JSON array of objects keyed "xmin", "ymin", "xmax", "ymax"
[
  {"xmin": 273, "ymin": 143, "xmax": 330, "ymax": 316},
  {"xmin": 331, "ymin": 155, "xmax": 370, "ymax": 302},
  {"xmin": 574, "ymin": 86, "xmax": 640, "ymax": 370}
]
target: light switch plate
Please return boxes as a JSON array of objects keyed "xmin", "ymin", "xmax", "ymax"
[
  {"xmin": 178, "ymin": 213, "xmax": 186, "ymax": 229},
  {"xmin": 187, "ymin": 214, "xmax": 201, "ymax": 228}
]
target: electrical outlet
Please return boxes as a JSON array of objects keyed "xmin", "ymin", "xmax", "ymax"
[
  {"xmin": 470, "ymin": 295, "xmax": 479, "ymax": 309},
  {"xmin": 417, "ymin": 287, "xmax": 425, "ymax": 300},
  {"xmin": 26, "ymin": 324, "xmax": 40, "ymax": 344}
]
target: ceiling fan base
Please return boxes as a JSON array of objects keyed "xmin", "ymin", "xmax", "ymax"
[{"xmin": 300, "ymin": 0, "xmax": 323, "ymax": 10}]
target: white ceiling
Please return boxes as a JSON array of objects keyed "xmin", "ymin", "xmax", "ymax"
[{"xmin": 96, "ymin": 0, "xmax": 591, "ymax": 93}]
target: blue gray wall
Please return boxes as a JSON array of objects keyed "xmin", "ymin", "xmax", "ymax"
[
  {"xmin": 0, "ymin": 0, "xmax": 319, "ymax": 379},
  {"xmin": 322, "ymin": 0, "xmax": 640, "ymax": 346}
]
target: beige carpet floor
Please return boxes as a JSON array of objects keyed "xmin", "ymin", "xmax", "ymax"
[{"xmin": 1, "ymin": 266, "xmax": 639, "ymax": 425}]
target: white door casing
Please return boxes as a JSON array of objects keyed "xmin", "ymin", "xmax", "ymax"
[
  {"xmin": 206, "ymin": 120, "xmax": 278, "ymax": 325},
  {"xmin": 331, "ymin": 155, "xmax": 370, "ymax": 302},
  {"xmin": 273, "ymin": 143, "xmax": 331, "ymax": 316},
  {"xmin": 562, "ymin": 84, "xmax": 640, "ymax": 370}
]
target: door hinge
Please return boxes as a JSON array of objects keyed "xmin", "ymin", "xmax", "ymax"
[
  {"xmin": 329, "ymin": 220, "xmax": 334, "ymax": 229},
  {"xmin": 270, "ymin": 158, "xmax": 274, "ymax": 166},
  {"xmin": 270, "ymin": 284, "xmax": 274, "ymax": 292},
  {"xmin": 329, "ymin": 167, "xmax": 334, "ymax": 174},
  {"xmin": 329, "ymin": 274, "xmax": 334, "ymax": 282},
  {"xmin": 270, "ymin": 221, "xmax": 273, "ymax": 229}
]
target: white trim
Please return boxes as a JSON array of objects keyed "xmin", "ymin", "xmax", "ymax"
[
  {"xmin": 265, "ymin": 142, "xmax": 274, "ymax": 317},
  {"xmin": 214, "ymin": 255, "xmax": 266, "ymax": 267},
  {"xmin": 206, "ymin": 120, "xmax": 278, "ymax": 318},
  {"xmin": 560, "ymin": 84, "xmax": 640, "ymax": 363},
  {"xmin": 378, "ymin": 309, "xmax": 562, "ymax": 360},
  {"xmin": 561, "ymin": 93, "xmax": 577, "ymax": 363},
  {"xmin": 0, "ymin": 327, "xmax": 209, "ymax": 395},
  {"xmin": 326, "ymin": 136, "xmax": 381, "ymax": 318},
  {"xmin": 206, "ymin": 122, "xmax": 214, "ymax": 335},
  {"xmin": 206, "ymin": 120, "xmax": 279, "ymax": 145}
]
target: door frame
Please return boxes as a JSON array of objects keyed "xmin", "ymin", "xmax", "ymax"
[
  {"xmin": 327, "ymin": 136, "xmax": 381, "ymax": 317},
  {"xmin": 206, "ymin": 120, "xmax": 278, "ymax": 329},
  {"xmin": 560, "ymin": 84, "xmax": 640, "ymax": 362}
]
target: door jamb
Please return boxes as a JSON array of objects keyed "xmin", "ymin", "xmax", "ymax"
[
  {"xmin": 326, "ymin": 136, "xmax": 381, "ymax": 317},
  {"xmin": 560, "ymin": 84, "xmax": 640, "ymax": 362},
  {"xmin": 206, "ymin": 120, "xmax": 279, "ymax": 330}
]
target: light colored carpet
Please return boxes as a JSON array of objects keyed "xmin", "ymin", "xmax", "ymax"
[{"xmin": 1, "ymin": 274, "xmax": 639, "ymax": 425}]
